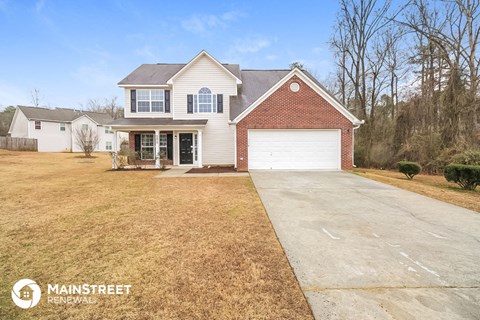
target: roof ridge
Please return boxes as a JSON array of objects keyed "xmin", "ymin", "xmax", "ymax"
[
  {"xmin": 241, "ymin": 69, "xmax": 290, "ymax": 71},
  {"xmin": 19, "ymin": 105, "xmax": 51, "ymax": 110}
]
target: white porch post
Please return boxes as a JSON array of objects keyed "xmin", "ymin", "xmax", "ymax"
[
  {"xmin": 197, "ymin": 129, "xmax": 203, "ymax": 168},
  {"xmin": 155, "ymin": 129, "xmax": 160, "ymax": 169},
  {"xmin": 112, "ymin": 130, "xmax": 118, "ymax": 169}
]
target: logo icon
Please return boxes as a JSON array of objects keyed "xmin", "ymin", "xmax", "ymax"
[{"xmin": 11, "ymin": 279, "xmax": 41, "ymax": 309}]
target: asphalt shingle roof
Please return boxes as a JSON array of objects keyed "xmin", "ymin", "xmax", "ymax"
[
  {"xmin": 18, "ymin": 106, "xmax": 114, "ymax": 125},
  {"xmin": 229, "ymin": 70, "xmax": 290, "ymax": 120},
  {"xmin": 118, "ymin": 64, "xmax": 241, "ymax": 85}
]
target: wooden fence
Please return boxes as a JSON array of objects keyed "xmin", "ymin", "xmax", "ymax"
[{"xmin": 0, "ymin": 136, "xmax": 38, "ymax": 151}]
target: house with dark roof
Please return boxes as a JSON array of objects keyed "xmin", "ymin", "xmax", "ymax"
[
  {"xmin": 8, "ymin": 106, "xmax": 126, "ymax": 152},
  {"xmin": 110, "ymin": 50, "xmax": 363, "ymax": 171}
]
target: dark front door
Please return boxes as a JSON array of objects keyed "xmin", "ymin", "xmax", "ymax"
[{"xmin": 179, "ymin": 133, "xmax": 193, "ymax": 164}]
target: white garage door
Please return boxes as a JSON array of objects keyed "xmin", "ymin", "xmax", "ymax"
[{"xmin": 248, "ymin": 129, "xmax": 341, "ymax": 170}]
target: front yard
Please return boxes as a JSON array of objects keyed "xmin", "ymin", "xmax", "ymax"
[
  {"xmin": 353, "ymin": 168, "xmax": 480, "ymax": 212},
  {"xmin": 0, "ymin": 151, "xmax": 312, "ymax": 319}
]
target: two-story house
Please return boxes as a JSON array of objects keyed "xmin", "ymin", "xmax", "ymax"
[
  {"xmin": 110, "ymin": 51, "xmax": 363, "ymax": 171},
  {"xmin": 9, "ymin": 106, "xmax": 126, "ymax": 152}
]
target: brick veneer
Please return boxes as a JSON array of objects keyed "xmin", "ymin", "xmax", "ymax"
[{"xmin": 236, "ymin": 75, "xmax": 354, "ymax": 171}]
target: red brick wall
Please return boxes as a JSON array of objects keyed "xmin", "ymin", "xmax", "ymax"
[{"xmin": 236, "ymin": 75, "xmax": 354, "ymax": 171}]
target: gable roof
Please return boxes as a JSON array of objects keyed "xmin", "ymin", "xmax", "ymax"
[
  {"xmin": 232, "ymin": 68, "xmax": 363, "ymax": 125},
  {"xmin": 17, "ymin": 106, "xmax": 114, "ymax": 125},
  {"xmin": 167, "ymin": 50, "xmax": 242, "ymax": 85},
  {"xmin": 118, "ymin": 52, "xmax": 242, "ymax": 87}
]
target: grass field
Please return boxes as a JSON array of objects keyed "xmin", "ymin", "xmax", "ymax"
[
  {"xmin": 353, "ymin": 168, "xmax": 480, "ymax": 212},
  {"xmin": 0, "ymin": 151, "xmax": 313, "ymax": 319}
]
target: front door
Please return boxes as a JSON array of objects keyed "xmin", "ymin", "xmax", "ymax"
[{"xmin": 179, "ymin": 133, "xmax": 193, "ymax": 164}]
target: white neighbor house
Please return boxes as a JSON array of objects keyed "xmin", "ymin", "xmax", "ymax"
[{"xmin": 8, "ymin": 106, "xmax": 127, "ymax": 152}]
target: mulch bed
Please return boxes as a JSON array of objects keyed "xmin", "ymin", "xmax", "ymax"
[{"xmin": 187, "ymin": 166, "xmax": 236, "ymax": 173}]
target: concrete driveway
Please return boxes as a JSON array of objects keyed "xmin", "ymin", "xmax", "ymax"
[{"xmin": 250, "ymin": 171, "xmax": 480, "ymax": 320}]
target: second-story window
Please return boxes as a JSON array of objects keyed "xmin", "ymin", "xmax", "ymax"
[
  {"xmin": 137, "ymin": 89, "xmax": 164, "ymax": 112},
  {"xmin": 194, "ymin": 87, "xmax": 217, "ymax": 113}
]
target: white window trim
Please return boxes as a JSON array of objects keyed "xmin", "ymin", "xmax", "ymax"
[
  {"xmin": 60, "ymin": 123, "xmax": 65, "ymax": 131},
  {"xmin": 35, "ymin": 120, "xmax": 41, "ymax": 130},
  {"xmin": 141, "ymin": 133, "xmax": 155, "ymax": 160},
  {"xmin": 194, "ymin": 88, "xmax": 217, "ymax": 113},
  {"xmin": 159, "ymin": 133, "xmax": 167, "ymax": 159},
  {"xmin": 137, "ymin": 89, "xmax": 165, "ymax": 113},
  {"xmin": 105, "ymin": 141, "xmax": 113, "ymax": 151}
]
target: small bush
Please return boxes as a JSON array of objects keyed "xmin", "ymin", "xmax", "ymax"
[
  {"xmin": 444, "ymin": 164, "xmax": 480, "ymax": 190},
  {"xmin": 451, "ymin": 150, "xmax": 480, "ymax": 166},
  {"xmin": 398, "ymin": 161, "xmax": 421, "ymax": 180}
]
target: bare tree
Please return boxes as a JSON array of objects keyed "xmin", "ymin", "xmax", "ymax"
[
  {"xmin": 85, "ymin": 97, "xmax": 123, "ymax": 119},
  {"xmin": 74, "ymin": 126, "xmax": 100, "ymax": 157},
  {"xmin": 30, "ymin": 88, "xmax": 41, "ymax": 108},
  {"xmin": 400, "ymin": 0, "xmax": 480, "ymax": 146}
]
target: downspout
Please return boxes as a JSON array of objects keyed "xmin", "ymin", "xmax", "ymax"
[
  {"xmin": 228, "ymin": 120, "xmax": 237, "ymax": 169},
  {"xmin": 352, "ymin": 122, "xmax": 363, "ymax": 167}
]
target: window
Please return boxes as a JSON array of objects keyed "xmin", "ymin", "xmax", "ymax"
[
  {"xmin": 105, "ymin": 127, "xmax": 113, "ymax": 134},
  {"xmin": 158, "ymin": 133, "xmax": 167, "ymax": 159},
  {"xmin": 194, "ymin": 134, "xmax": 198, "ymax": 161},
  {"xmin": 35, "ymin": 121, "xmax": 41, "ymax": 130},
  {"xmin": 141, "ymin": 134, "xmax": 154, "ymax": 160},
  {"xmin": 137, "ymin": 89, "xmax": 164, "ymax": 112},
  {"xmin": 194, "ymin": 87, "xmax": 216, "ymax": 113},
  {"xmin": 82, "ymin": 124, "xmax": 88, "ymax": 131},
  {"xmin": 106, "ymin": 141, "xmax": 112, "ymax": 151},
  {"xmin": 60, "ymin": 123, "xmax": 65, "ymax": 131}
]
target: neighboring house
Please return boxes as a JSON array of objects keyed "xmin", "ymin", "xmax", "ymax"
[
  {"xmin": 8, "ymin": 106, "xmax": 126, "ymax": 152},
  {"xmin": 110, "ymin": 50, "xmax": 363, "ymax": 171}
]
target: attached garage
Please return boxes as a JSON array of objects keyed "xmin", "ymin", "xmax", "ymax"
[
  {"xmin": 233, "ymin": 70, "xmax": 363, "ymax": 172},
  {"xmin": 248, "ymin": 129, "xmax": 341, "ymax": 170}
]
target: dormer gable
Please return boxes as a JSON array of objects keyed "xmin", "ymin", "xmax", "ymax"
[{"xmin": 167, "ymin": 50, "xmax": 242, "ymax": 85}]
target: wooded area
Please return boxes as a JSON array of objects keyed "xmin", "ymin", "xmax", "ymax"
[{"xmin": 330, "ymin": 0, "xmax": 480, "ymax": 172}]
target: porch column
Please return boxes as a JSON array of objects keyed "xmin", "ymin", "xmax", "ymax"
[
  {"xmin": 155, "ymin": 129, "xmax": 160, "ymax": 169},
  {"xmin": 197, "ymin": 129, "xmax": 203, "ymax": 168},
  {"xmin": 112, "ymin": 130, "xmax": 118, "ymax": 169}
]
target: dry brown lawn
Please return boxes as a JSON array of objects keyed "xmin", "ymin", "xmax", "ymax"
[
  {"xmin": 353, "ymin": 168, "xmax": 480, "ymax": 212},
  {"xmin": 0, "ymin": 151, "xmax": 313, "ymax": 319}
]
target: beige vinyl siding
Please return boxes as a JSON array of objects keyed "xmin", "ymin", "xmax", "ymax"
[
  {"xmin": 124, "ymin": 87, "xmax": 172, "ymax": 119},
  {"xmin": 172, "ymin": 55, "xmax": 238, "ymax": 165}
]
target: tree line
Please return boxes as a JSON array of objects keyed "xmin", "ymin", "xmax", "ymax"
[{"xmin": 329, "ymin": 0, "xmax": 480, "ymax": 172}]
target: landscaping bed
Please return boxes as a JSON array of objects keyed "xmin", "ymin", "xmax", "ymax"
[{"xmin": 187, "ymin": 166, "xmax": 236, "ymax": 174}]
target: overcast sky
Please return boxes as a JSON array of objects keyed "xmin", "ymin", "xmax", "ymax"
[{"xmin": 0, "ymin": 0, "xmax": 338, "ymax": 110}]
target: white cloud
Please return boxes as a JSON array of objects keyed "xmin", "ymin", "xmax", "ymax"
[
  {"xmin": 181, "ymin": 10, "xmax": 243, "ymax": 36},
  {"xmin": 231, "ymin": 37, "xmax": 271, "ymax": 54}
]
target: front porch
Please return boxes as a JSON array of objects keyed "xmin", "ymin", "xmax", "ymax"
[{"xmin": 109, "ymin": 118, "xmax": 208, "ymax": 169}]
